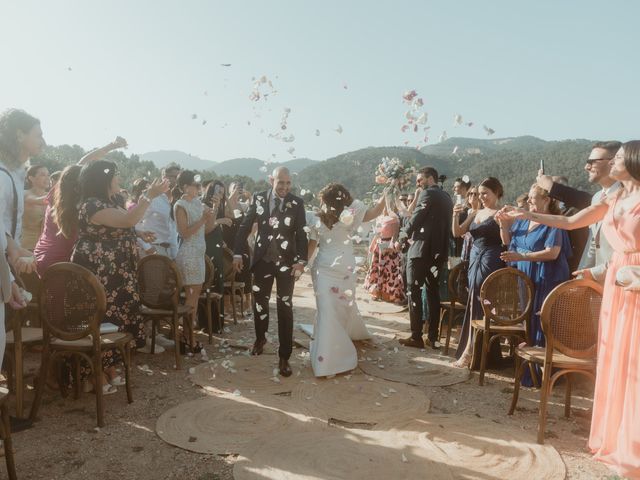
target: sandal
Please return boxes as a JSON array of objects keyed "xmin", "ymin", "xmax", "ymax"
[
  {"xmin": 452, "ymin": 354, "xmax": 472, "ymax": 369},
  {"xmin": 109, "ymin": 376, "xmax": 126, "ymax": 387}
]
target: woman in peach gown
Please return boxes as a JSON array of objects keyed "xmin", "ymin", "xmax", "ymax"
[{"xmin": 499, "ymin": 141, "xmax": 640, "ymax": 479}]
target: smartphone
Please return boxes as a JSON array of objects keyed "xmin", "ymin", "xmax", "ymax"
[
  {"xmin": 539, "ymin": 159, "xmax": 545, "ymax": 175},
  {"xmin": 455, "ymin": 194, "xmax": 464, "ymax": 206}
]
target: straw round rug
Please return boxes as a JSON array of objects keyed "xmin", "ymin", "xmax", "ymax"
[
  {"xmin": 290, "ymin": 375, "xmax": 430, "ymax": 428},
  {"xmin": 233, "ymin": 416, "xmax": 565, "ymax": 480},
  {"xmin": 358, "ymin": 345, "xmax": 471, "ymax": 387},
  {"xmin": 189, "ymin": 353, "xmax": 314, "ymax": 396},
  {"xmin": 156, "ymin": 395, "xmax": 309, "ymax": 455}
]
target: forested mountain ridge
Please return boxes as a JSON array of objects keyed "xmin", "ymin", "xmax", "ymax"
[{"xmin": 32, "ymin": 136, "xmax": 599, "ymax": 203}]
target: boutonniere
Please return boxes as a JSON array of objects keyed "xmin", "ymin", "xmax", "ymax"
[
  {"xmin": 285, "ymin": 201, "xmax": 292, "ymax": 209},
  {"xmin": 269, "ymin": 217, "xmax": 279, "ymax": 228}
]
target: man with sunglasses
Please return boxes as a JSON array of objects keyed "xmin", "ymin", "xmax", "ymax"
[{"xmin": 536, "ymin": 141, "xmax": 621, "ymax": 282}]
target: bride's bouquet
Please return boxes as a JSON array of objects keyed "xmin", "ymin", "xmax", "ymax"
[{"xmin": 374, "ymin": 157, "xmax": 415, "ymax": 191}]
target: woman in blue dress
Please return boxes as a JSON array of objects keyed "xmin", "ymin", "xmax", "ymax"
[
  {"xmin": 497, "ymin": 183, "xmax": 571, "ymax": 386},
  {"xmin": 453, "ymin": 177, "xmax": 506, "ymax": 368}
]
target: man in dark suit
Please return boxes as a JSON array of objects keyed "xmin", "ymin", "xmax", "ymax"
[
  {"xmin": 232, "ymin": 166, "xmax": 308, "ymax": 376},
  {"xmin": 400, "ymin": 167, "xmax": 453, "ymax": 349}
]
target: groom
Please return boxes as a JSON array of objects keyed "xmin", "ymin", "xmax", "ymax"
[{"xmin": 233, "ymin": 166, "xmax": 308, "ymax": 376}]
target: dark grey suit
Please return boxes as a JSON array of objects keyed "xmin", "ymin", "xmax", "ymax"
[{"xmin": 403, "ymin": 185, "xmax": 453, "ymax": 342}]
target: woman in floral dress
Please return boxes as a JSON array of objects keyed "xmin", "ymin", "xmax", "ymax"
[
  {"xmin": 364, "ymin": 210, "xmax": 406, "ymax": 304},
  {"xmin": 72, "ymin": 160, "xmax": 168, "ymax": 393}
]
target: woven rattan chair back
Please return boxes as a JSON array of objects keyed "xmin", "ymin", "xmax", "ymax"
[
  {"xmin": 541, "ymin": 279, "xmax": 603, "ymax": 360},
  {"xmin": 447, "ymin": 261, "xmax": 469, "ymax": 305},
  {"xmin": 137, "ymin": 255, "xmax": 182, "ymax": 310},
  {"xmin": 480, "ymin": 267, "xmax": 534, "ymax": 327},
  {"xmin": 39, "ymin": 263, "xmax": 106, "ymax": 341}
]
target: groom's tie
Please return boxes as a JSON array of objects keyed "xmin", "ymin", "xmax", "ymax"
[{"xmin": 273, "ymin": 197, "xmax": 281, "ymax": 214}]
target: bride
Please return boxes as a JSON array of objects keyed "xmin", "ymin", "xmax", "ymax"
[{"xmin": 307, "ymin": 183, "xmax": 387, "ymax": 377}]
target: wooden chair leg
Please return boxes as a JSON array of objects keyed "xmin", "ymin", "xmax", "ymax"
[
  {"xmin": 437, "ymin": 308, "xmax": 446, "ymax": 344},
  {"xmin": 1, "ymin": 402, "xmax": 17, "ymax": 480},
  {"xmin": 564, "ymin": 373, "xmax": 572, "ymax": 418},
  {"xmin": 231, "ymin": 288, "xmax": 238, "ymax": 325},
  {"xmin": 30, "ymin": 347, "xmax": 50, "ymax": 422},
  {"xmin": 94, "ymin": 351, "xmax": 104, "ymax": 428},
  {"xmin": 508, "ymin": 356, "xmax": 525, "ymax": 415},
  {"xmin": 478, "ymin": 330, "xmax": 490, "ymax": 386},
  {"xmin": 206, "ymin": 298, "xmax": 213, "ymax": 344},
  {"xmin": 445, "ymin": 306, "xmax": 454, "ymax": 355},
  {"xmin": 537, "ymin": 362, "xmax": 553, "ymax": 444},
  {"xmin": 123, "ymin": 344, "xmax": 133, "ymax": 404},
  {"xmin": 150, "ymin": 318, "xmax": 157, "ymax": 354},
  {"xmin": 14, "ymin": 341, "xmax": 24, "ymax": 419},
  {"xmin": 72, "ymin": 354, "xmax": 81, "ymax": 400},
  {"xmin": 172, "ymin": 313, "xmax": 181, "ymax": 370}
]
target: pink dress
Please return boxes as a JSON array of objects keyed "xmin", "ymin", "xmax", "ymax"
[
  {"xmin": 33, "ymin": 189, "xmax": 77, "ymax": 277},
  {"xmin": 589, "ymin": 193, "xmax": 640, "ymax": 478}
]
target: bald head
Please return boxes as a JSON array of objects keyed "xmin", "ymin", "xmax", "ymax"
[{"xmin": 270, "ymin": 166, "xmax": 292, "ymax": 198}]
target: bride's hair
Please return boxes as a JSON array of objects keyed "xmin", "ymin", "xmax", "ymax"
[{"xmin": 318, "ymin": 183, "xmax": 353, "ymax": 230}]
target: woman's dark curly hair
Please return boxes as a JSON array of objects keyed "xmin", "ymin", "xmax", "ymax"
[{"xmin": 318, "ymin": 183, "xmax": 353, "ymax": 230}]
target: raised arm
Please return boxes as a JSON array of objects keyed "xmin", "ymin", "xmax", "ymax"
[
  {"xmin": 501, "ymin": 202, "xmax": 608, "ymax": 230},
  {"xmin": 363, "ymin": 192, "xmax": 387, "ymax": 223},
  {"xmin": 537, "ymin": 172, "xmax": 592, "ymax": 210},
  {"xmin": 77, "ymin": 136, "xmax": 128, "ymax": 166},
  {"xmin": 452, "ymin": 204, "xmax": 476, "ymax": 237},
  {"xmin": 90, "ymin": 178, "xmax": 169, "ymax": 228}
]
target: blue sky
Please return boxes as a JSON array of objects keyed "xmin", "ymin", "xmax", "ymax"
[{"xmin": 1, "ymin": 0, "xmax": 638, "ymax": 163}]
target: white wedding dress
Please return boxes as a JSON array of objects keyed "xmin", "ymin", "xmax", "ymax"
[{"xmin": 309, "ymin": 200, "xmax": 371, "ymax": 377}]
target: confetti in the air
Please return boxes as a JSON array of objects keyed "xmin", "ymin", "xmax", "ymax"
[{"xmin": 483, "ymin": 125, "xmax": 495, "ymax": 135}]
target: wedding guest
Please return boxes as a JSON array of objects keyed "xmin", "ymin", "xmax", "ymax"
[
  {"xmin": 364, "ymin": 209, "xmax": 406, "ymax": 304},
  {"xmin": 452, "ymin": 177, "xmax": 472, "ymax": 257},
  {"xmin": 173, "ymin": 171, "xmax": 215, "ymax": 349},
  {"xmin": 136, "ymin": 164, "xmax": 180, "ymax": 258},
  {"xmin": 497, "ymin": 184, "xmax": 571, "ymax": 385},
  {"xmin": 34, "ymin": 137, "xmax": 129, "ymax": 277},
  {"xmin": 22, "ymin": 165, "xmax": 50, "ymax": 250},
  {"xmin": 545, "ymin": 175, "xmax": 590, "ymax": 272},
  {"xmin": 500, "ymin": 141, "xmax": 640, "ymax": 478},
  {"xmin": 452, "ymin": 177, "xmax": 505, "ymax": 368},
  {"xmin": 72, "ymin": 160, "xmax": 168, "ymax": 393},
  {"xmin": 536, "ymin": 141, "xmax": 622, "ymax": 282},
  {"xmin": 49, "ymin": 171, "xmax": 61, "ymax": 188},
  {"xmin": 400, "ymin": 167, "xmax": 453, "ymax": 349},
  {"xmin": 515, "ymin": 193, "xmax": 529, "ymax": 210},
  {"xmin": 224, "ymin": 181, "xmax": 252, "ymax": 311},
  {"xmin": 203, "ymin": 181, "xmax": 232, "ymax": 325},
  {"xmin": 128, "ymin": 178, "xmax": 150, "ymax": 211},
  {"xmin": 0, "ymin": 109, "xmax": 45, "ymax": 268}
]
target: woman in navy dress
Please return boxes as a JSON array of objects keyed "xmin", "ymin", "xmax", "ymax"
[
  {"xmin": 452, "ymin": 178, "xmax": 506, "ymax": 368},
  {"xmin": 498, "ymin": 183, "xmax": 571, "ymax": 386}
]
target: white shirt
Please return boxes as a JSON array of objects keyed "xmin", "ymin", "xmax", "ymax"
[
  {"xmin": 0, "ymin": 163, "xmax": 26, "ymax": 244},
  {"xmin": 135, "ymin": 194, "xmax": 178, "ymax": 258},
  {"xmin": 268, "ymin": 190, "xmax": 285, "ymax": 214}
]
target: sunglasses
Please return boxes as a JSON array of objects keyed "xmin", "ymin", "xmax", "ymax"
[
  {"xmin": 586, "ymin": 157, "xmax": 612, "ymax": 166},
  {"xmin": 467, "ymin": 192, "xmax": 478, "ymax": 196}
]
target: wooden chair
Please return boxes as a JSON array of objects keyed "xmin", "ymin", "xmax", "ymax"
[
  {"xmin": 3, "ymin": 306, "xmax": 43, "ymax": 419},
  {"xmin": 182, "ymin": 256, "xmax": 223, "ymax": 342},
  {"xmin": 472, "ymin": 267, "xmax": 534, "ymax": 386},
  {"xmin": 508, "ymin": 279, "xmax": 602, "ymax": 444},
  {"xmin": 0, "ymin": 387, "xmax": 17, "ymax": 480},
  {"xmin": 29, "ymin": 263, "xmax": 133, "ymax": 428},
  {"xmin": 137, "ymin": 255, "xmax": 193, "ymax": 369},
  {"xmin": 222, "ymin": 247, "xmax": 246, "ymax": 324},
  {"xmin": 438, "ymin": 261, "xmax": 468, "ymax": 355}
]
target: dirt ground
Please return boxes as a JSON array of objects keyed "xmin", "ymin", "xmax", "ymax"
[{"xmin": 6, "ymin": 272, "xmax": 616, "ymax": 480}]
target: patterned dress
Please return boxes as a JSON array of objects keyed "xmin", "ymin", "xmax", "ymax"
[
  {"xmin": 71, "ymin": 197, "xmax": 145, "ymax": 370},
  {"xmin": 364, "ymin": 215, "xmax": 406, "ymax": 303},
  {"xmin": 174, "ymin": 197, "xmax": 206, "ymax": 285}
]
